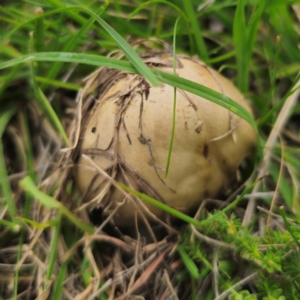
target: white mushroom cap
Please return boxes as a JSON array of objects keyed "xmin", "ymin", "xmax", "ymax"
[{"xmin": 74, "ymin": 54, "xmax": 257, "ymax": 227}]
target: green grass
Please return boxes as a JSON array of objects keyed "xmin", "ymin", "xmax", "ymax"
[
  {"xmin": 0, "ymin": 107, "xmax": 17, "ymax": 220},
  {"xmin": 0, "ymin": 0, "xmax": 299, "ymax": 299}
]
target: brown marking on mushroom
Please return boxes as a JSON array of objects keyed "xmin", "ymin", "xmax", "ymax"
[
  {"xmin": 91, "ymin": 127, "xmax": 96, "ymax": 133},
  {"xmin": 203, "ymin": 144, "xmax": 211, "ymax": 164},
  {"xmin": 117, "ymin": 97, "xmax": 132, "ymax": 145},
  {"xmin": 184, "ymin": 121, "xmax": 188, "ymax": 130},
  {"xmin": 138, "ymin": 93, "xmax": 144, "ymax": 130},
  {"xmin": 195, "ymin": 119, "xmax": 203, "ymax": 134},
  {"xmin": 140, "ymin": 78, "xmax": 151, "ymax": 100},
  {"xmin": 195, "ymin": 126, "xmax": 202, "ymax": 133},
  {"xmin": 148, "ymin": 158, "xmax": 164, "ymax": 171},
  {"xmin": 113, "ymin": 91, "xmax": 136, "ymax": 179},
  {"xmin": 177, "ymin": 89, "xmax": 197, "ymax": 110},
  {"xmin": 122, "ymin": 116, "xmax": 132, "ymax": 145},
  {"xmin": 138, "ymin": 133, "xmax": 148, "ymax": 144},
  {"xmin": 119, "ymin": 76, "xmax": 147, "ymax": 102}
]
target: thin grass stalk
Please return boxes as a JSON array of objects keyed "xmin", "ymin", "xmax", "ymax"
[
  {"xmin": 45, "ymin": 213, "xmax": 62, "ymax": 283},
  {"xmin": 34, "ymin": 7, "xmax": 44, "ymax": 53},
  {"xmin": 118, "ymin": 183, "xmax": 200, "ymax": 226},
  {"xmin": 29, "ymin": 32, "xmax": 69, "ymax": 145},
  {"xmin": 233, "ymin": 0, "xmax": 248, "ymax": 94},
  {"xmin": 127, "ymin": 1, "xmax": 188, "ymax": 23},
  {"xmin": 182, "ymin": 0, "xmax": 208, "ymax": 62},
  {"xmin": 0, "ymin": 107, "xmax": 17, "ymax": 219},
  {"xmin": 165, "ymin": 16, "xmax": 181, "ymax": 178}
]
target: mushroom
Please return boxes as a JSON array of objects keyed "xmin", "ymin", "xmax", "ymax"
[{"xmin": 74, "ymin": 53, "xmax": 257, "ymax": 227}]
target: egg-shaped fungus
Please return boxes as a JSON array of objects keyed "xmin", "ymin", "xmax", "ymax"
[{"xmin": 74, "ymin": 53, "xmax": 257, "ymax": 227}]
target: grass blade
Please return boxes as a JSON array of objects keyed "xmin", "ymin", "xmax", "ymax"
[
  {"xmin": 46, "ymin": 213, "xmax": 61, "ymax": 282},
  {"xmin": 118, "ymin": 182, "xmax": 199, "ymax": 226},
  {"xmin": 128, "ymin": 0, "xmax": 187, "ymax": 22},
  {"xmin": 165, "ymin": 17, "xmax": 181, "ymax": 178},
  {"xmin": 280, "ymin": 208, "xmax": 300, "ymax": 249},
  {"xmin": 28, "ymin": 31, "xmax": 69, "ymax": 145},
  {"xmin": 80, "ymin": 6, "xmax": 160, "ymax": 86},
  {"xmin": 0, "ymin": 218, "xmax": 20, "ymax": 232},
  {"xmin": 0, "ymin": 52, "xmax": 257, "ymax": 130},
  {"xmin": 34, "ymin": 7, "xmax": 44, "ymax": 53},
  {"xmin": 0, "ymin": 52, "xmax": 136, "ymax": 72},
  {"xmin": 233, "ymin": 0, "xmax": 248, "ymax": 94},
  {"xmin": 36, "ymin": 76, "xmax": 81, "ymax": 91},
  {"xmin": 19, "ymin": 176, "xmax": 94, "ymax": 234},
  {"xmin": 247, "ymin": 0, "xmax": 265, "ymax": 62},
  {"xmin": 156, "ymin": 71, "xmax": 257, "ymax": 130},
  {"xmin": 16, "ymin": 216, "xmax": 55, "ymax": 229},
  {"xmin": 36, "ymin": 86, "xmax": 69, "ymax": 144},
  {"xmin": 177, "ymin": 245, "xmax": 201, "ymax": 279},
  {"xmin": 53, "ymin": 262, "xmax": 67, "ymax": 299},
  {"xmin": 29, "ymin": 59, "xmax": 69, "ymax": 144},
  {"xmin": 183, "ymin": 0, "xmax": 208, "ymax": 62},
  {"xmin": 0, "ymin": 106, "xmax": 17, "ymax": 219}
]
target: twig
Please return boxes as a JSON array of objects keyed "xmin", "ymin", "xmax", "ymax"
[
  {"xmin": 243, "ymin": 78, "xmax": 300, "ymax": 226},
  {"xmin": 213, "ymin": 271, "xmax": 258, "ymax": 300},
  {"xmin": 191, "ymin": 225, "xmax": 235, "ymax": 250},
  {"xmin": 212, "ymin": 247, "xmax": 220, "ymax": 298},
  {"xmin": 163, "ymin": 269, "xmax": 179, "ymax": 300}
]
